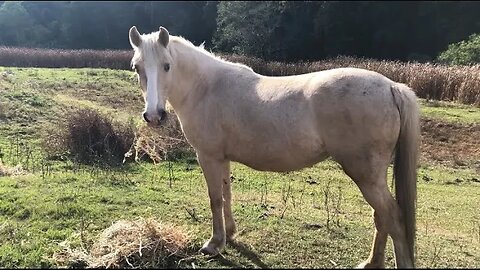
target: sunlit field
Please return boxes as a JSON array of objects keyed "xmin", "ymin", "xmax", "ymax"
[{"xmin": 0, "ymin": 65, "xmax": 478, "ymax": 268}]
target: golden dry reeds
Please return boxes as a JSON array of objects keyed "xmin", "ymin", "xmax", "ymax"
[
  {"xmin": 1, "ymin": 47, "xmax": 478, "ymax": 104},
  {"xmin": 221, "ymin": 54, "xmax": 480, "ymax": 105},
  {"xmin": 0, "ymin": 46, "xmax": 132, "ymax": 69}
]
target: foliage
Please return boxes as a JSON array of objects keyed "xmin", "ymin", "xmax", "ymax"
[
  {"xmin": 0, "ymin": 1, "xmax": 218, "ymax": 50},
  {"xmin": 437, "ymin": 33, "xmax": 480, "ymax": 65},
  {"xmin": 213, "ymin": 1, "xmax": 324, "ymax": 61},
  {"xmin": 1, "ymin": 2, "xmax": 480, "ymax": 62},
  {"xmin": 213, "ymin": 1, "xmax": 480, "ymax": 61}
]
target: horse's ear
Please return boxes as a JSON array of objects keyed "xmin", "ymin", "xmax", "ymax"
[
  {"xmin": 159, "ymin": 26, "xmax": 169, "ymax": 48},
  {"xmin": 129, "ymin": 26, "xmax": 142, "ymax": 48}
]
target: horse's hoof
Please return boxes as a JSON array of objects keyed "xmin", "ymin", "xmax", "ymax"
[
  {"xmin": 199, "ymin": 245, "xmax": 220, "ymax": 256},
  {"xmin": 356, "ymin": 260, "xmax": 384, "ymax": 269},
  {"xmin": 199, "ymin": 237, "xmax": 225, "ymax": 257}
]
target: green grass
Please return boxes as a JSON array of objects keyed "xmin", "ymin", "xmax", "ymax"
[
  {"xmin": 419, "ymin": 99, "xmax": 480, "ymax": 125},
  {"xmin": 0, "ymin": 161, "xmax": 478, "ymax": 268},
  {"xmin": 0, "ymin": 66, "xmax": 479, "ymax": 268}
]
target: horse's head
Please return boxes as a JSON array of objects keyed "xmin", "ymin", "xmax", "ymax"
[{"xmin": 129, "ymin": 26, "xmax": 173, "ymax": 126}]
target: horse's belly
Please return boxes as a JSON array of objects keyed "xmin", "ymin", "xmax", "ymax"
[{"xmin": 227, "ymin": 141, "xmax": 329, "ymax": 172}]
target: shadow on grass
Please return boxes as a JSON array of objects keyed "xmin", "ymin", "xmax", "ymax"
[{"xmin": 214, "ymin": 240, "xmax": 270, "ymax": 268}]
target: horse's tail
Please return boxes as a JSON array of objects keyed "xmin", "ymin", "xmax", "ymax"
[{"xmin": 390, "ymin": 83, "xmax": 420, "ymax": 266}]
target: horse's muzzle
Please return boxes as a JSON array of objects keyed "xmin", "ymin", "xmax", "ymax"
[{"xmin": 143, "ymin": 109, "xmax": 167, "ymax": 126}]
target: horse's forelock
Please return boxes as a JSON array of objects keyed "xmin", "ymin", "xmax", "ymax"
[{"xmin": 132, "ymin": 33, "xmax": 165, "ymax": 66}]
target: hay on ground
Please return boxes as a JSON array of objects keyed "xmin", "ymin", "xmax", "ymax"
[
  {"xmin": 53, "ymin": 218, "xmax": 190, "ymax": 268},
  {"xmin": 0, "ymin": 161, "xmax": 25, "ymax": 176}
]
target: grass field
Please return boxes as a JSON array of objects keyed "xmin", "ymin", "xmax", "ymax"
[{"xmin": 0, "ymin": 66, "xmax": 479, "ymax": 268}]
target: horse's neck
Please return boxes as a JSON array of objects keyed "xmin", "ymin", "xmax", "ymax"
[{"xmin": 168, "ymin": 42, "xmax": 257, "ymax": 114}]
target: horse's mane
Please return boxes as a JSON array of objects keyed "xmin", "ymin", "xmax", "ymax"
[
  {"xmin": 171, "ymin": 36, "xmax": 253, "ymax": 71},
  {"xmin": 131, "ymin": 31, "xmax": 253, "ymax": 72}
]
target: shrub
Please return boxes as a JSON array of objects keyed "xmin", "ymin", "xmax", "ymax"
[
  {"xmin": 43, "ymin": 108, "xmax": 135, "ymax": 166},
  {"xmin": 437, "ymin": 33, "xmax": 480, "ymax": 65}
]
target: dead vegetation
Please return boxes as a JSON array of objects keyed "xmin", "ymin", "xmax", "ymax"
[
  {"xmin": 0, "ymin": 46, "xmax": 132, "ymax": 70},
  {"xmin": 123, "ymin": 109, "xmax": 193, "ymax": 164},
  {"xmin": 52, "ymin": 218, "xmax": 190, "ymax": 269},
  {"xmin": 41, "ymin": 106, "xmax": 193, "ymax": 166},
  {"xmin": 1, "ymin": 47, "xmax": 479, "ymax": 105},
  {"xmin": 0, "ymin": 160, "xmax": 25, "ymax": 176},
  {"xmin": 42, "ymin": 108, "xmax": 135, "ymax": 166}
]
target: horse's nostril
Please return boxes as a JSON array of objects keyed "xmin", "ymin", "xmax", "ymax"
[
  {"xmin": 142, "ymin": 112, "xmax": 150, "ymax": 123},
  {"xmin": 159, "ymin": 110, "xmax": 167, "ymax": 121}
]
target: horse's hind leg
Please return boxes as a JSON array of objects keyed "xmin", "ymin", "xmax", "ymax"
[
  {"xmin": 340, "ymin": 159, "xmax": 413, "ymax": 268},
  {"xmin": 357, "ymin": 213, "xmax": 388, "ymax": 268}
]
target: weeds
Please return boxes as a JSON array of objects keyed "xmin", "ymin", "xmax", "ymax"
[{"xmin": 322, "ymin": 181, "xmax": 344, "ymax": 232}]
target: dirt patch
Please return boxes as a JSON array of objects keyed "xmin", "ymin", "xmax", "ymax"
[{"xmin": 420, "ymin": 118, "xmax": 480, "ymax": 172}]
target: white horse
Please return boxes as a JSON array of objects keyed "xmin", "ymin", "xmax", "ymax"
[{"xmin": 128, "ymin": 26, "xmax": 420, "ymax": 268}]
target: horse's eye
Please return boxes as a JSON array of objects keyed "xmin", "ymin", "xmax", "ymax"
[{"xmin": 164, "ymin": 63, "xmax": 170, "ymax": 72}]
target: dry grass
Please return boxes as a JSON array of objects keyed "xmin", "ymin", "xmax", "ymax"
[
  {"xmin": 53, "ymin": 218, "xmax": 190, "ymax": 269},
  {"xmin": 1, "ymin": 47, "xmax": 478, "ymax": 104},
  {"xmin": 0, "ymin": 160, "xmax": 25, "ymax": 176},
  {"xmin": 0, "ymin": 46, "xmax": 132, "ymax": 70},
  {"xmin": 124, "ymin": 109, "xmax": 192, "ymax": 164},
  {"xmin": 420, "ymin": 118, "xmax": 480, "ymax": 170},
  {"xmin": 222, "ymin": 55, "xmax": 480, "ymax": 105},
  {"xmin": 41, "ymin": 106, "xmax": 192, "ymax": 166}
]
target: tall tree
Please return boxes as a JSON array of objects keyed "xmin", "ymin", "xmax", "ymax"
[{"xmin": 0, "ymin": 2, "xmax": 37, "ymax": 47}]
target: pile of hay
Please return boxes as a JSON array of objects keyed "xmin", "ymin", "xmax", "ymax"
[
  {"xmin": 0, "ymin": 161, "xmax": 24, "ymax": 177},
  {"xmin": 53, "ymin": 218, "xmax": 190, "ymax": 268}
]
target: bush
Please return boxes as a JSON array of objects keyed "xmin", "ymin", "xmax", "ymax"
[
  {"xmin": 437, "ymin": 33, "xmax": 480, "ymax": 65},
  {"xmin": 43, "ymin": 108, "xmax": 135, "ymax": 166}
]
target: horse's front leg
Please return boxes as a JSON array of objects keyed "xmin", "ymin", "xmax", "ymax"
[
  {"xmin": 222, "ymin": 162, "xmax": 237, "ymax": 241},
  {"xmin": 197, "ymin": 153, "xmax": 230, "ymax": 255}
]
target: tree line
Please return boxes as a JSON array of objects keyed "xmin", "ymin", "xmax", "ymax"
[{"xmin": 0, "ymin": 1, "xmax": 479, "ymax": 63}]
